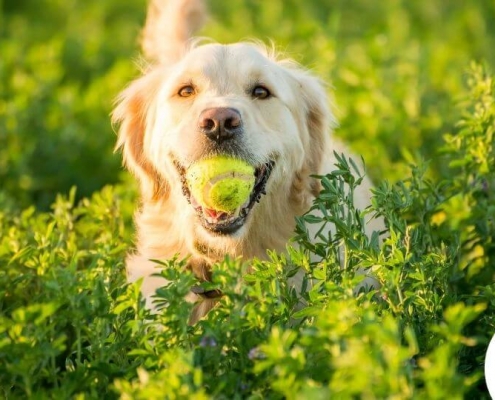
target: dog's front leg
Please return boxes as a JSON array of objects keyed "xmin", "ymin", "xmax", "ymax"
[{"xmin": 187, "ymin": 257, "xmax": 223, "ymax": 324}]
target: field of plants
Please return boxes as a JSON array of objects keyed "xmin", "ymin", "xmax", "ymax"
[{"xmin": 1, "ymin": 0, "xmax": 495, "ymax": 398}]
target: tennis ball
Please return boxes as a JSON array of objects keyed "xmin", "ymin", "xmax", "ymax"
[{"xmin": 186, "ymin": 156, "xmax": 255, "ymax": 213}]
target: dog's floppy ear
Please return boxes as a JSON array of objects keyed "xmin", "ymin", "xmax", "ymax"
[
  {"xmin": 112, "ymin": 70, "xmax": 169, "ymax": 201},
  {"xmin": 291, "ymin": 70, "xmax": 335, "ymax": 200}
]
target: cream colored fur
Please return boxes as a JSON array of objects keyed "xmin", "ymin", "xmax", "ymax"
[{"xmin": 113, "ymin": 0, "xmax": 382, "ymax": 323}]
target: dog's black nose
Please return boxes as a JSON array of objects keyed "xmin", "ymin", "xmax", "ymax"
[{"xmin": 198, "ymin": 107, "xmax": 242, "ymax": 142}]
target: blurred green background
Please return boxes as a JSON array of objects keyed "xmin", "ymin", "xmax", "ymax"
[{"xmin": 1, "ymin": 0, "xmax": 495, "ymax": 209}]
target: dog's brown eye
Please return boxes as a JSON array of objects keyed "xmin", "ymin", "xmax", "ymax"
[
  {"xmin": 178, "ymin": 85, "xmax": 196, "ymax": 97},
  {"xmin": 252, "ymin": 86, "xmax": 271, "ymax": 99}
]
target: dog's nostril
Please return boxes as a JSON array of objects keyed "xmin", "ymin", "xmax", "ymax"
[
  {"xmin": 201, "ymin": 118, "xmax": 216, "ymax": 131},
  {"xmin": 224, "ymin": 117, "xmax": 240, "ymax": 130}
]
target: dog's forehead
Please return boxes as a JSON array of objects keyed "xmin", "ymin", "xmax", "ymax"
[{"xmin": 179, "ymin": 43, "xmax": 286, "ymax": 87}]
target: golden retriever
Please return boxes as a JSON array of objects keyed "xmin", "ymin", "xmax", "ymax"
[{"xmin": 113, "ymin": 0, "xmax": 381, "ymax": 322}]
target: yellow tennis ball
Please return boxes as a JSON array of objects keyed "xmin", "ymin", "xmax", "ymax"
[{"xmin": 186, "ymin": 156, "xmax": 255, "ymax": 213}]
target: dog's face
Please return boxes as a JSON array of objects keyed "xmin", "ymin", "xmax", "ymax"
[{"xmin": 114, "ymin": 43, "xmax": 332, "ymax": 253}]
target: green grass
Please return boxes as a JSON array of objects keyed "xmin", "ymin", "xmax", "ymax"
[{"xmin": 1, "ymin": 1, "xmax": 495, "ymax": 398}]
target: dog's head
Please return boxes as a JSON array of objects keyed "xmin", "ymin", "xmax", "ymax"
[{"xmin": 113, "ymin": 43, "xmax": 334, "ymax": 252}]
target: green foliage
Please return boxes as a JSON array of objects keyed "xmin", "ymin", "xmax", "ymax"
[
  {"xmin": 1, "ymin": 0, "xmax": 144, "ymax": 208},
  {"xmin": 0, "ymin": 186, "xmax": 136, "ymax": 397},
  {"xmin": 1, "ymin": 0, "xmax": 495, "ymax": 398}
]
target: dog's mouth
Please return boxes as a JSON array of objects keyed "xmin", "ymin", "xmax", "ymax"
[{"xmin": 174, "ymin": 158, "xmax": 275, "ymax": 235}]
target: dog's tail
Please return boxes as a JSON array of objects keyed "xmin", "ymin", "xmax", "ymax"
[{"xmin": 141, "ymin": 0, "xmax": 207, "ymax": 64}]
